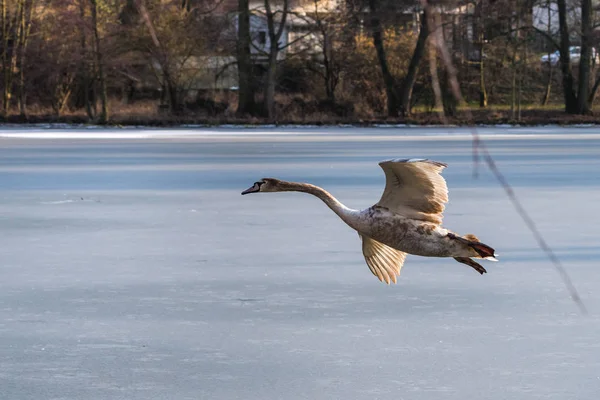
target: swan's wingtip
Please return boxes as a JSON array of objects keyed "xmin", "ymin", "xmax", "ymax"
[{"xmin": 378, "ymin": 158, "xmax": 448, "ymax": 168}]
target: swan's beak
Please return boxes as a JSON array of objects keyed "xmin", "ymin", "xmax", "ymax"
[{"xmin": 241, "ymin": 183, "xmax": 260, "ymax": 195}]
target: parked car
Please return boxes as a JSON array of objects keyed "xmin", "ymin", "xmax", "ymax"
[{"xmin": 541, "ymin": 46, "xmax": 600, "ymax": 66}]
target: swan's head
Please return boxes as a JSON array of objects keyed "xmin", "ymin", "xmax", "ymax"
[{"xmin": 241, "ymin": 178, "xmax": 284, "ymax": 195}]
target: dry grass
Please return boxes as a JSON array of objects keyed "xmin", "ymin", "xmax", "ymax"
[
  {"xmin": 1, "ymin": 98, "xmax": 600, "ymax": 126},
  {"xmin": 110, "ymin": 100, "xmax": 159, "ymax": 119}
]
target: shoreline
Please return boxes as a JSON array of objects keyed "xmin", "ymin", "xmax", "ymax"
[
  {"xmin": 3, "ymin": 125, "xmax": 600, "ymax": 141},
  {"xmin": 2, "ymin": 109, "xmax": 600, "ymax": 129}
]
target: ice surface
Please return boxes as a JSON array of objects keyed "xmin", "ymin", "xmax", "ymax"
[{"xmin": 1, "ymin": 128, "xmax": 599, "ymax": 399}]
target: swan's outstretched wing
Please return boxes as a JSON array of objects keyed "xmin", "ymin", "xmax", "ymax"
[
  {"xmin": 361, "ymin": 235, "xmax": 407, "ymax": 284},
  {"xmin": 376, "ymin": 158, "xmax": 448, "ymax": 225}
]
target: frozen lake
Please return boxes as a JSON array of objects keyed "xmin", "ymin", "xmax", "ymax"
[{"xmin": 1, "ymin": 126, "xmax": 599, "ymax": 399}]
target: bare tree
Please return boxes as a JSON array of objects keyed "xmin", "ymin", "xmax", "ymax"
[
  {"xmin": 362, "ymin": 0, "xmax": 430, "ymax": 116},
  {"xmin": 399, "ymin": 7, "xmax": 428, "ymax": 115},
  {"xmin": 90, "ymin": 0, "xmax": 108, "ymax": 123},
  {"xmin": 134, "ymin": 0, "xmax": 192, "ymax": 114},
  {"xmin": 136, "ymin": 0, "xmax": 178, "ymax": 113},
  {"xmin": 576, "ymin": 0, "xmax": 592, "ymax": 113},
  {"xmin": 540, "ymin": 0, "xmax": 554, "ymax": 106},
  {"xmin": 262, "ymin": 0, "xmax": 289, "ymax": 119},
  {"xmin": 310, "ymin": 0, "xmax": 341, "ymax": 103},
  {"xmin": 1, "ymin": 0, "xmax": 39, "ymax": 118},
  {"xmin": 476, "ymin": 0, "xmax": 487, "ymax": 107},
  {"xmin": 237, "ymin": 0, "xmax": 257, "ymax": 115},
  {"xmin": 15, "ymin": 0, "xmax": 32, "ymax": 117},
  {"xmin": 555, "ymin": 0, "xmax": 593, "ymax": 114},
  {"xmin": 367, "ymin": 0, "xmax": 400, "ymax": 116},
  {"xmin": 79, "ymin": 0, "xmax": 95, "ymax": 119},
  {"xmin": 1, "ymin": 0, "xmax": 9, "ymax": 117},
  {"xmin": 1, "ymin": 0, "xmax": 17, "ymax": 117}
]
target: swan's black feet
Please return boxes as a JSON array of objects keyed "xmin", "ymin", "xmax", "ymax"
[{"xmin": 454, "ymin": 257, "xmax": 487, "ymax": 275}]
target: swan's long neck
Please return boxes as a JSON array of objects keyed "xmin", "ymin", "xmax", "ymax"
[{"xmin": 279, "ymin": 181, "xmax": 359, "ymax": 228}]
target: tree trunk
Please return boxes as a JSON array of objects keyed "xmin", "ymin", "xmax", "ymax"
[
  {"xmin": 399, "ymin": 9, "xmax": 428, "ymax": 116},
  {"xmin": 236, "ymin": 0, "xmax": 256, "ymax": 116},
  {"xmin": 17, "ymin": 50, "xmax": 25, "ymax": 117},
  {"xmin": 2, "ymin": 0, "xmax": 7, "ymax": 117},
  {"xmin": 368, "ymin": 0, "xmax": 399, "ymax": 117},
  {"xmin": 576, "ymin": 0, "xmax": 592, "ymax": 114},
  {"xmin": 52, "ymin": 73, "xmax": 75, "ymax": 117},
  {"xmin": 588, "ymin": 73, "xmax": 600, "ymax": 106},
  {"xmin": 314, "ymin": 1, "xmax": 338, "ymax": 105},
  {"xmin": 541, "ymin": 63, "xmax": 553, "ymax": 106},
  {"xmin": 90, "ymin": 0, "xmax": 108, "ymax": 123},
  {"xmin": 263, "ymin": 0, "xmax": 288, "ymax": 119},
  {"xmin": 519, "ymin": 27, "xmax": 528, "ymax": 121},
  {"xmin": 323, "ymin": 34, "xmax": 336, "ymax": 103},
  {"xmin": 511, "ymin": 48, "xmax": 517, "ymax": 119},
  {"xmin": 264, "ymin": 51, "xmax": 277, "ymax": 119},
  {"xmin": 517, "ymin": 55, "xmax": 522, "ymax": 121},
  {"xmin": 479, "ymin": 33, "xmax": 487, "ymax": 108},
  {"xmin": 16, "ymin": 0, "xmax": 32, "ymax": 118},
  {"xmin": 1, "ymin": 0, "xmax": 16, "ymax": 118},
  {"xmin": 441, "ymin": 69, "xmax": 456, "ymax": 117},
  {"xmin": 556, "ymin": 0, "xmax": 577, "ymax": 113},
  {"xmin": 135, "ymin": 0, "xmax": 179, "ymax": 114},
  {"xmin": 541, "ymin": 1, "xmax": 552, "ymax": 106},
  {"xmin": 79, "ymin": 0, "xmax": 95, "ymax": 119},
  {"xmin": 163, "ymin": 71, "xmax": 179, "ymax": 113}
]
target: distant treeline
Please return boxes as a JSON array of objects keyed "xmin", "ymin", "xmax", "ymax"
[{"xmin": 0, "ymin": 0, "xmax": 598, "ymax": 124}]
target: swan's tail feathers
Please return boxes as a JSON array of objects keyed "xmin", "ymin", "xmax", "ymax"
[
  {"xmin": 468, "ymin": 240, "xmax": 497, "ymax": 259},
  {"xmin": 454, "ymin": 257, "xmax": 487, "ymax": 275},
  {"xmin": 450, "ymin": 233, "xmax": 498, "ymax": 260},
  {"xmin": 360, "ymin": 235, "xmax": 407, "ymax": 284}
]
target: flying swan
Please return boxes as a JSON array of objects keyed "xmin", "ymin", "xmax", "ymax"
[{"xmin": 241, "ymin": 158, "xmax": 497, "ymax": 284}]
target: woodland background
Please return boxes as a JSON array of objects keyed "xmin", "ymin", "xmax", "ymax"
[{"xmin": 2, "ymin": 0, "xmax": 600, "ymax": 125}]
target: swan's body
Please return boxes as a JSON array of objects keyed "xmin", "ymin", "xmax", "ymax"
[
  {"xmin": 242, "ymin": 158, "xmax": 497, "ymax": 284},
  {"xmin": 354, "ymin": 207, "xmax": 460, "ymax": 257}
]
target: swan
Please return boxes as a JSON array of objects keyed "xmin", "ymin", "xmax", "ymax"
[{"xmin": 241, "ymin": 158, "xmax": 497, "ymax": 284}]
